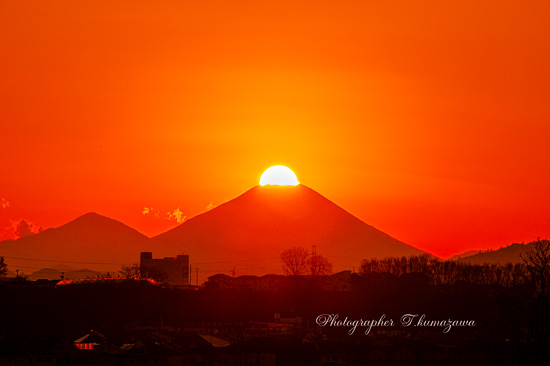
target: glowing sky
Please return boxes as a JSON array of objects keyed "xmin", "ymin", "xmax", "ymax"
[{"xmin": 1, "ymin": 0, "xmax": 549, "ymax": 258}]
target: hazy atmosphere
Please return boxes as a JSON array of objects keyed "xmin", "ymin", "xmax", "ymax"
[{"xmin": 1, "ymin": 1, "xmax": 549, "ymax": 258}]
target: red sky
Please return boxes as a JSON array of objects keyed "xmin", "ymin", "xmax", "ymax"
[{"xmin": 1, "ymin": 0, "xmax": 549, "ymax": 258}]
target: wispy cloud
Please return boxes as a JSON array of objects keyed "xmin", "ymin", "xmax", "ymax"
[
  {"xmin": 11, "ymin": 219, "xmax": 43, "ymax": 239},
  {"xmin": 1, "ymin": 198, "xmax": 9, "ymax": 209},
  {"xmin": 143, "ymin": 206, "xmax": 186, "ymax": 222},
  {"xmin": 142, "ymin": 207, "xmax": 161, "ymax": 219},
  {"xmin": 167, "ymin": 208, "xmax": 186, "ymax": 223}
]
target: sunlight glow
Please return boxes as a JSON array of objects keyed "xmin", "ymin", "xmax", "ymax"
[{"xmin": 259, "ymin": 165, "xmax": 299, "ymax": 186}]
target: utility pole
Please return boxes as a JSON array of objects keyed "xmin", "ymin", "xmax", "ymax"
[
  {"xmin": 231, "ymin": 266, "xmax": 236, "ymax": 278},
  {"xmin": 312, "ymin": 245, "xmax": 317, "ymax": 276},
  {"xmin": 15, "ymin": 269, "xmax": 19, "ymax": 278}
]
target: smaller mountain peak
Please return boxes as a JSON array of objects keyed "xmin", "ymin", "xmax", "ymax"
[
  {"xmin": 63, "ymin": 212, "xmax": 125, "ymax": 230},
  {"xmin": 58, "ymin": 212, "xmax": 149, "ymax": 238}
]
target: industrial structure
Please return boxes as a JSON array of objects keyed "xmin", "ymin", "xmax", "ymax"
[{"xmin": 140, "ymin": 252, "xmax": 189, "ymax": 286}]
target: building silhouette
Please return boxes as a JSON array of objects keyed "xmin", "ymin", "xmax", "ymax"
[{"xmin": 140, "ymin": 252, "xmax": 189, "ymax": 285}]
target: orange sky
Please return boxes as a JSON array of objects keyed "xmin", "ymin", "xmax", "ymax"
[{"xmin": 1, "ymin": 0, "xmax": 549, "ymax": 258}]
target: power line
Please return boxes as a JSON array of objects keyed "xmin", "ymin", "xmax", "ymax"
[
  {"xmin": 190, "ymin": 257, "xmax": 279, "ymax": 265},
  {"xmin": 2, "ymin": 256, "xmax": 131, "ymax": 266},
  {"xmin": 5, "ymin": 265, "xmax": 50, "ymax": 271},
  {"xmin": 3, "ymin": 255, "xmax": 281, "ymax": 267}
]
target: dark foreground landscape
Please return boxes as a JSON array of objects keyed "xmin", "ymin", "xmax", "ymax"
[{"xmin": 1, "ymin": 258, "xmax": 549, "ymax": 366}]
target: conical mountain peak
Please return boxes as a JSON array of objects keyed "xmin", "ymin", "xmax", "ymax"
[{"xmin": 152, "ymin": 185, "xmax": 425, "ymax": 277}]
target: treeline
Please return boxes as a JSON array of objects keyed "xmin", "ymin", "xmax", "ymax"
[{"xmin": 359, "ymin": 254, "xmax": 528, "ymax": 286}]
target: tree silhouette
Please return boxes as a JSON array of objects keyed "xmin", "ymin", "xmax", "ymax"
[
  {"xmin": 521, "ymin": 239, "xmax": 550, "ymax": 359},
  {"xmin": 141, "ymin": 268, "xmax": 168, "ymax": 283},
  {"xmin": 281, "ymin": 247, "xmax": 309, "ymax": 276},
  {"xmin": 307, "ymin": 254, "xmax": 333, "ymax": 276},
  {"xmin": 119, "ymin": 264, "xmax": 141, "ymax": 279},
  {"xmin": 359, "ymin": 254, "xmax": 529, "ymax": 286},
  {"xmin": 0, "ymin": 256, "xmax": 7, "ymax": 277},
  {"xmin": 281, "ymin": 247, "xmax": 334, "ymax": 276},
  {"xmin": 521, "ymin": 239, "xmax": 550, "ymax": 297}
]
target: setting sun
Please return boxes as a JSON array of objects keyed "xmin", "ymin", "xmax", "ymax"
[{"xmin": 259, "ymin": 166, "xmax": 299, "ymax": 186}]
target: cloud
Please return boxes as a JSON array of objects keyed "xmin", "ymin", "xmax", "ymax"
[
  {"xmin": 143, "ymin": 206, "xmax": 185, "ymax": 222},
  {"xmin": 167, "ymin": 208, "xmax": 186, "ymax": 223},
  {"xmin": 206, "ymin": 201, "xmax": 215, "ymax": 210},
  {"xmin": 142, "ymin": 207, "xmax": 161, "ymax": 219},
  {"xmin": 1, "ymin": 198, "xmax": 9, "ymax": 209},
  {"xmin": 11, "ymin": 219, "xmax": 43, "ymax": 239}
]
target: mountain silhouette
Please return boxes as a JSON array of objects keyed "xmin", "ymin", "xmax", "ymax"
[
  {"xmin": 0, "ymin": 212, "xmax": 150, "ymax": 272},
  {"xmin": 1, "ymin": 187, "xmax": 427, "ymax": 279},
  {"xmin": 26, "ymin": 267, "xmax": 99, "ymax": 281},
  {"xmin": 151, "ymin": 185, "xmax": 426, "ymax": 277},
  {"xmin": 455, "ymin": 242, "xmax": 533, "ymax": 264},
  {"xmin": 447, "ymin": 249, "xmax": 480, "ymax": 261}
]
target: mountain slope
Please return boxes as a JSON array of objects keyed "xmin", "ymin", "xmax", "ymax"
[
  {"xmin": 0, "ymin": 212, "xmax": 150, "ymax": 272},
  {"xmin": 26, "ymin": 267, "xmax": 99, "ymax": 281},
  {"xmin": 456, "ymin": 242, "xmax": 532, "ymax": 264},
  {"xmin": 448, "ymin": 250, "xmax": 480, "ymax": 261},
  {"xmin": 151, "ymin": 185, "xmax": 426, "ymax": 276}
]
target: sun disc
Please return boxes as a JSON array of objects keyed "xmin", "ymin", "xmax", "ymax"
[{"xmin": 259, "ymin": 165, "xmax": 299, "ymax": 186}]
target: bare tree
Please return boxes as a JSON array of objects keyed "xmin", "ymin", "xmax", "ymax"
[
  {"xmin": 307, "ymin": 254, "xmax": 333, "ymax": 276},
  {"xmin": 281, "ymin": 247, "xmax": 309, "ymax": 276},
  {"xmin": 0, "ymin": 256, "xmax": 7, "ymax": 277},
  {"xmin": 140, "ymin": 267, "xmax": 168, "ymax": 282},
  {"xmin": 521, "ymin": 239, "xmax": 550, "ymax": 356},
  {"xmin": 359, "ymin": 258, "xmax": 380, "ymax": 275},
  {"xmin": 521, "ymin": 239, "xmax": 550, "ymax": 297},
  {"xmin": 378, "ymin": 257, "xmax": 394, "ymax": 273},
  {"xmin": 119, "ymin": 264, "xmax": 141, "ymax": 279}
]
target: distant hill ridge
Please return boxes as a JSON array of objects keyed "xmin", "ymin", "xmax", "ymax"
[
  {"xmin": 454, "ymin": 241, "xmax": 538, "ymax": 264},
  {"xmin": 26, "ymin": 268, "xmax": 100, "ymax": 281},
  {"xmin": 447, "ymin": 250, "xmax": 479, "ymax": 261}
]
